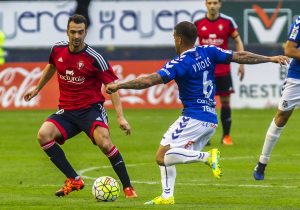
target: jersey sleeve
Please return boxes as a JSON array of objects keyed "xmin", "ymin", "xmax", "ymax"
[
  {"xmin": 229, "ymin": 18, "xmax": 239, "ymax": 38},
  {"xmin": 98, "ymin": 65, "xmax": 118, "ymax": 84},
  {"xmin": 156, "ymin": 59, "xmax": 180, "ymax": 84},
  {"xmin": 206, "ymin": 45, "xmax": 233, "ymax": 64},
  {"xmin": 288, "ymin": 16, "xmax": 300, "ymax": 42},
  {"xmin": 86, "ymin": 46, "xmax": 111, "ymax": 72}
]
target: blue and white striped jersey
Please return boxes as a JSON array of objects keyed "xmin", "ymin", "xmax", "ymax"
[
  {"xmin": 287, "ymin": 16, "xmax": 300, "ymax": 79},
  {"xmin": 157, "ymin": 45, "xmax": 232, "ymax": 123}
]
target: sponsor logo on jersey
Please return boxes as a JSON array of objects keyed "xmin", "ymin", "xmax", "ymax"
[
  {"xmin": 58, "ymin": 57, "xmax": 63, "ymax": 62},
  {"xmin": 201, "ymin": 38, "xmax": 224, "ymax": 46},
  {"xmin": 58, "ymin": 70, "xmax": 85, "ymax": 84},
  {"xmin": 66, "ymin": 70, "xmax": 74, "ymax": 76},
  {"xmin": 209, "ymin": 34, "xmax": 217, "ymax": 39},
  {"xmin": 202, "ymin": 34, "xmax": 224, "ymax": 45}
]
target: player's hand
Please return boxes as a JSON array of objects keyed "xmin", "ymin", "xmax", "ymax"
[
  {"xmin": 238, "ymin": 64, "xmax": 245, "ymax": 81},
  {"xmin": 24, "ymin": 86, "xmax": 39, "ymax": 102},
  {"xmin": 117, "ymin": 117, "xmax": 131, "ymax": 135},
  {"xmin": 106, "ymin": 83, "xmax": 119, "ymax": 94},
  {"xmin": 271, "ymin": 55, "xmax": 290, "ymax": 66}
]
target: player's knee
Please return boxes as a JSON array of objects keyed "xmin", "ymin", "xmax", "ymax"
[
  {"xmin": 37, "ymin": 130, "xmax": 52, "ymax": 145},
  {"xmin": 95, "ymin": 135, "xmax": 112, "ymax": 153},
  {"xmin": 156, "ymin": 155, "xmax": 165, "ymax": 166},
  {"xmin": 93, "ymin": 126, "xmax": 112, "ymax": 151},
  {"xmin": 221, "ymin": 101, "xmax": 230, "ymax": 108},
  {"xmin": 99, "ymin": 142, "xmax": 113, "ymax": 154}
]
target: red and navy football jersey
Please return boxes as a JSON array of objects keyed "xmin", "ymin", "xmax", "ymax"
[
  {"xmin": 49, "ymin": 41, "xmax": 118, "ymax": 110},
  {"xmin": 195, "ymin": 13, "xmax": 239, "ymax": 76}
]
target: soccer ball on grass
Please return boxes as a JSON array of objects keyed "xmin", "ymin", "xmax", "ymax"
[{"xmin": 92, "ymin": 176, "xmax": 120, "ymax": 202}]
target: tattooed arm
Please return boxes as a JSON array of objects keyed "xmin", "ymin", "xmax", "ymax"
[
  {"xmin": 106, "ymin": 73, "xmax": 164, "ymax": 94},
  {"xmin": 232, "ymin": 51, "xmax": 290, "ymax": 65}
]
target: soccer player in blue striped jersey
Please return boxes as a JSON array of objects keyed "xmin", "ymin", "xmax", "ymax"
[
  {"xmin": 254, "ymin": 16, "xmax": 300, "ymax": 181},
  {"xmin": 107, "ymin": 21, "xmax": 289, "ymax": 205}
]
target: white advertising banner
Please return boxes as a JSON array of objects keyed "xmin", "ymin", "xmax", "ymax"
[
  {"xmin": 231, "ymin": 63, "xmax": 287, "ymax": 108},
  {"xmin": 0, "ymin": 1, "xmax": 206, "ymax": 48}
]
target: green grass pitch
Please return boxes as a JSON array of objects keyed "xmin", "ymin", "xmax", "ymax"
[{"xmin": 0, "ymin": 109, "xmax": 300, "ymax": 209}]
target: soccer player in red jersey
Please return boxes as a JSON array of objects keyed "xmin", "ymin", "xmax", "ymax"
[
  {"xmin": 194, "ymin": 0, "xmax": 245, "ymax": 145},
  {"xmin": 24, "ymin": 14, "xmax": 137, "ymax": 198}
]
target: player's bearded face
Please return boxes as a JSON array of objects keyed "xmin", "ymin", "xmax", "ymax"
[{"xmin": 67, "ymin": 22, "xmax": 87, "ymax": 48}]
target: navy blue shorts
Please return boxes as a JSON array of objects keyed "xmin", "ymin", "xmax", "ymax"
[
  {"xmin": 46, "ymin": 103, "xmax": 108, "ymax": 145},
  {"xmin": 215, "ymin": 73, "xmax": 235, "ymax": 96}
]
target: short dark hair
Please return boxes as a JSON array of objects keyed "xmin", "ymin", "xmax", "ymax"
[
  {"xmin": 67, "ymin": 14, "xmax": 87, "ymax": 29},
  {"xmin": 174, "ymin": 21, "xmax": 197, "ymax": 46}
]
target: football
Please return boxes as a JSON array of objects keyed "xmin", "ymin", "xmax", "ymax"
[{"xmin": 92, "ymin": 176, "xmax": 120, "ymax": 202}]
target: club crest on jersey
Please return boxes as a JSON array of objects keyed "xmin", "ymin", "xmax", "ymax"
[
  {"xmin": 218, "ymin": 24, "xmax": 223, "ymax": 31},
  {"xmin": 282, "ymin": 100, "xmax": 288, "ymax": 108},
  {"xmin": 78, "ymin": 61, "xmax": 84, "ymax": 70}
]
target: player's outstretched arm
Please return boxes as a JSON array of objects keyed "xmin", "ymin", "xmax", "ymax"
[
  {"xmin": 232, "ymin": 51, "xmax": 290, "ymax": 65},
  {"xmin": 24, "ymin": 64, "xmax": 56, "ymax": 102},
  {"xmin": 106, "ymin": 73, "xmax": 164, "ymax": 94}
]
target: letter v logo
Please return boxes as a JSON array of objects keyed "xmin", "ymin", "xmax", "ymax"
[
  {"xmin": 248, "ymin": 16, "xmax": 287, "ymax": 43},
  {"xmin": 243, "ymin": 0, "xmax": 292, "ymax": 44}
]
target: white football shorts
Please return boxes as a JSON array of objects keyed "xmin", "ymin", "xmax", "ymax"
[
  {"xmin": 160, "ymin": 116, "xmax": 217, "ymax": 151},
  {"xmin": 278, "ymin": 78, "xmax": 300, "ymax": 111}
]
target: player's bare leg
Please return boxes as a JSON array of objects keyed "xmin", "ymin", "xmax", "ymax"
[{"xmin": 93, "ymin": 126, "xmax": 137, "ymax": 198}]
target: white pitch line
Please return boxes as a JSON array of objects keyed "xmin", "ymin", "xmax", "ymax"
[
  {"xmin": 77, "ymin": 161, "xmax": 299, "ymax": 190},
  {"xmin": 78, "ymin": 163, "xmax": 151, "ymax": 180}
]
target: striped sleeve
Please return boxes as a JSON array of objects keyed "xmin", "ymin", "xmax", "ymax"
[{"xmin": 86, "ymin": 46, "xmax": 109, "ymax": 71}]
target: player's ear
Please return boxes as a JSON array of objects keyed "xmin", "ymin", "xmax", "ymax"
[{"xmin": 179, "ymin": 36, "xmax": 183, "ymax": 46}]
